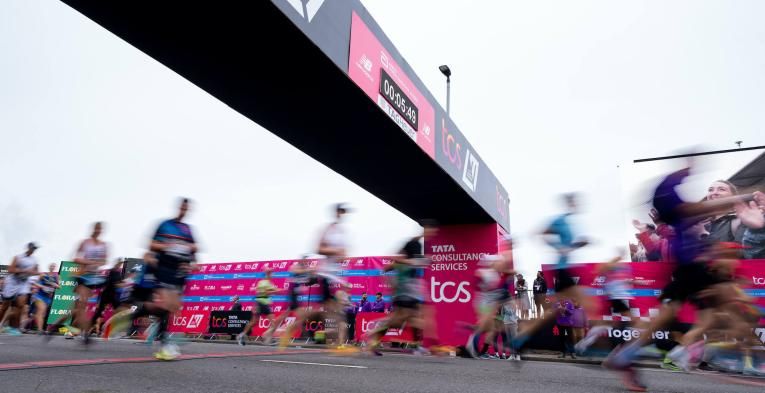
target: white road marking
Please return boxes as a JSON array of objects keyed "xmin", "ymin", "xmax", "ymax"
[{"xmin": 260, "ymin": 360, "xmax": 367, "ymax": 369}]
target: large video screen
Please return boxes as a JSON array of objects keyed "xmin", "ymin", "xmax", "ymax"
[{"xmin": 621, "ymin": 148, "xmax": 765, "ymax": 261}]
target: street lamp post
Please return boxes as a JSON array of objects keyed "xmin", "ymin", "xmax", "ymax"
[{"xmin": 439, "ymin": 65, "xmax": 451, "ymax": 115}]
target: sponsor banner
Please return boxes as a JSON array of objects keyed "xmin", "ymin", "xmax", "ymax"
[
  {"xmin": 273, "ymin": 0, "xmax": 510, "ymax": 230},
  {"xmin": 542, "ymin": 260, "xmax": 765, "ymax": 325},
  {"xmin": 208, "ymin": 311, "xmax": 252, "ymax": 334},
  {"xmin": 46, "ymin": 261, "xmax": 81, "ymax": 325},
  {"xmin": 355, "ymin": 312, "xmax": 415, "ymax": 343},
  {"xmin": 424, "ymin": 224, "xmax": 503, "ymax": 346},
  {"xmin": 523, "ymin": 319, "xmax": 684, "ymax": 351},
  {"xmin": 348, "ymin": 11, "xmax": 436, "ymax": 159},
  {"xmin": 437, "ymin": 115, "xmax": 509, "ymax": 230},
  {"xmin": 169, "ymin": 257, "xmax": 396, "ymax": 334}
]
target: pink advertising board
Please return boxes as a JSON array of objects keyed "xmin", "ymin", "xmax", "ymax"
[
  {"xmin": 169, "ymin": 256, "xmax": 396, "ymax": 334},
  {"xmin": 348, "ymin": 11, "xmax": 436, "ymax": 159},
  {"xmin": 424, "ymin": 224, "xmax": 503, "ymax": 346}
]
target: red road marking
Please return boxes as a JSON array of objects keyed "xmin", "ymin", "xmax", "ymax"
[{"xmin": 0, "ymin": 349, "xmax": 326, "ymax": 371}]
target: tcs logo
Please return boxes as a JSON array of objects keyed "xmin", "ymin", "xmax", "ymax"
[
  {"xmin": 441, "ymin": 118, "xmax": 462, "ymax": 170},
  {"xmin": 753, "ymin": 277, "xmax": 765, "ymax": 286},
  {"xmin": 430, "ymin": 277, "xmax": 471, "ymax": 303}
]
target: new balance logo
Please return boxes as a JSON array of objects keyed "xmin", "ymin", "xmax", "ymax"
[{"xmin": 285, "ymin": 0, "xmax": 326, "ymax": 23}]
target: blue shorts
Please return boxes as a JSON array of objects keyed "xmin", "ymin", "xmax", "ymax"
[{"xmin": 33, "ymin": 294, "xmax": 53, "ymax": 306}]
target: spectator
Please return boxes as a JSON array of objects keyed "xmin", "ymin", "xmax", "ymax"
[
  {"xmin": 555, "ymin": 298, "xmax": 575, "ymax": 359},
  {"xmin": 516, "ymin": 274, "xmax": 530, "ymax": 320},
  {"xmin": 571, "ymin": 299, "xmax": 586, "ymax": 347},
  {"xmin": 357, "ymin": 292, "xmax": 371, "ymax": 312},
  {"xmin": 370, "ymin": 292, "xmax": 387, "ymax": 313},
  {"xmin": 532, "ymin": 271, "xmax": 547, "ymax": 319},
  {"xmin": 344, "ymin": 298, "xmax": 358, "ymax": 343},
  {"xmin": 633, "ymin": 210, "xmax": 676, "ymax": 262}
]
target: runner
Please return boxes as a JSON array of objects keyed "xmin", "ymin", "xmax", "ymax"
[
  {"xmin": 31, "ymin": 263, "xmax": 59, "ymax": 333},
  {"xmin": 466, "ymin": 252, "xmax": 513, "ymax": 359},
  {"xmin": 88, "ymin": 260, "xmax": 126, "ymax": 336},
  {"xmin": 47, "ymin": 223, "xmax": 109, "ymax": 344},
  {"xmin": 574, "ymin": 252, "xmax": 642, "ymax": 355},
  {"xmin": 365, "ymin": 220, "xmax": 438, "ymax": 356},
  {"xmin": 272, "ymin": 258, "xmax": 312, "ymax": 346},
  {"xmin": 0, "ymin": 243, "xmax": 40, "ymax": 336},
  {"xmin": 512, "ymin": 194, "xmax": 593, "ymax": 354},
  {"xmin": 313, "ymin": 203, "xmax": 354, "ymax": 352},
  {"xmin": 237, "ymin": 268, "xmax": 278, "ymax": 346},
  {"xmin": 603, "ymin": 162, "xmax": 756, "ymax": 391},
  {"xmin": 105, "ymin": 198, "xmax": 197, "ymax": 360}
]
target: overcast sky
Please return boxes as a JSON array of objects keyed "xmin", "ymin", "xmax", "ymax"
[{"xmin": 1, "ymin": 0, "xmax": 764, "ymax": 278}]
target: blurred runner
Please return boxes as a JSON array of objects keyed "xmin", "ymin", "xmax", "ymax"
[
  {"xmin": 105, "ymin": 198, "xmax": 197, "ymax": 360},
  {"xmin": 32, "ymin": 263, "xmax": 59, "ymax": 333},
  {"xmin": 604, "ymin": 160, "xmax": 756, "ymax": 391},
  {"xmin": 88, "ymin": 260, "xmax": 126, "ymax": 336},
  {"xmin": 313, "ymin": 203, "xmax": 354, "ymax": 352},
  {"xmin": 238, "ymin": 268, "xmax": 278, "ymax": 346},
  {"xmin": 272, "ymin": 258, "xmax": 312, "ymax": 346},
  {"xmin": 512, "ymin": 194, "xmax": 593, "ymax": 353},
  {"xmin": 0, "ymin": 243, "xmax": 40, "ymax": 336},
  {"xmin": 365, "ymin": 220, "xmax": 438, "ymax": 356},
  {"xmin": 48, "ymin": 223, "xmax": 109, "ymax": 345},
  {"xmin": 574, "ymin": 252, "xmax": 642, "ymax": 355},
  {"xmin": 466, "ymin": 253, "xmax": 513, "ymax": 359}
]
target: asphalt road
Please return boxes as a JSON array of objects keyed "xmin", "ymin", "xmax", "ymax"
[{"xmin": 0, "ymin": 335, "xmax": 762, "ymax": 393}]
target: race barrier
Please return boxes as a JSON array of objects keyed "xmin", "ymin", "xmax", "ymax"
[
  {"xmin": 168, "ymin": 257, "xmax": 397, "ymax": 337},
  {"xmin": 541, "ymin": 260, "xmax": 765, "ymax": 325}
]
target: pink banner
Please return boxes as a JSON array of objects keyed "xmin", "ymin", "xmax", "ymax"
[
  {"xmin": 169, "ymin": 257, "xmax": 396, "ymax": 334},
  {"xmin": 424, "ymin": 224, "xmax": 503, "ymax": 346},
  {"xmin": 348, "ymin": 11, "xmax": 436, "ymax": 159}
]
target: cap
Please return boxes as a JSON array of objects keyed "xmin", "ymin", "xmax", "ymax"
[
  {"xmin": 27, "ymin": 242, "xmax": 39, "ymax": 250},
  {"xmin": 335, "ymin": 203, "xmax": 352, "ymax": 213}
]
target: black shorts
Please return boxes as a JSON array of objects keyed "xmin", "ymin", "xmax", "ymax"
[
  {"xmin": 554, "ymin": 268, "xmax": 577, "ymax": 292},
  {"xmin": 130, "ymin": 286, "xmax": 154, "ymax": 303},
  {"xmin": 392, "ymin": 296, "xmax": 420, "ymax": 310},
  {"xmin": 256, "ymin": 302, "xmax": 272, "ymax": 316},
  {"xmin": 76, "ymin": 275, "xmax": 107, "ymax": 290},
  {"xmin": 288, "ymin": 285, "xmax": 301, "ymax": 311},
  {"xmin": 610, "ymin": 299, "xmax": 630, "ymax": 314},
  {"xmin": 659, "ymin": 263, "xmax": 720, "ymax": 305},
  {"xmin": 154, "ymin": 266, "xmax": 186, "ymax": 292},
  {"xmin": 313, "ymin": 277, "xmax": 332, "ymax": 303}
]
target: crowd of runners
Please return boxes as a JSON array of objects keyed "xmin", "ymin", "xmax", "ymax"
[{"xmin": 1, "ymin": 158, "xmax": 764, "ymax": 391}]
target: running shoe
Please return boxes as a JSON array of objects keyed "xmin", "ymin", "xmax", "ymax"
[
  {"xmin": 331, "ymin": 344, "xmax": 360, "ymax": 355},
  {"xmin": 742, "ymin": 356, "xmax": 765, "ymax": 377},
  {"xmin": 3, "ymin": 327, "xmax": 22, "ymax": 336},
  {"xmin": 154, "ymin": 345, "xmax": 179, "ymax": 361},
  {"xmin": 514, "ymin": 354, "xmax": 522, "ymax": 361},
  {"xmin": 237, "ymin": 333, "xmax": 246, "ymax": 347},
  {"xmin": 64, "ymin": 331, "xmax": 75, "ymax": 340},
  {"xmin": 413, "ymin": 346, "xmax": 431, "ymax": 356},
  {"xmin": 660, "ymin": 357, "xmax": 681, "ymax": 372},
  {"xmin": 278, "ymin": 334, "xmax": 291, "ymax": 350},
  {"xmin": 667, "ymin": 346, "xmax": 691, "ymax": 372}
]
